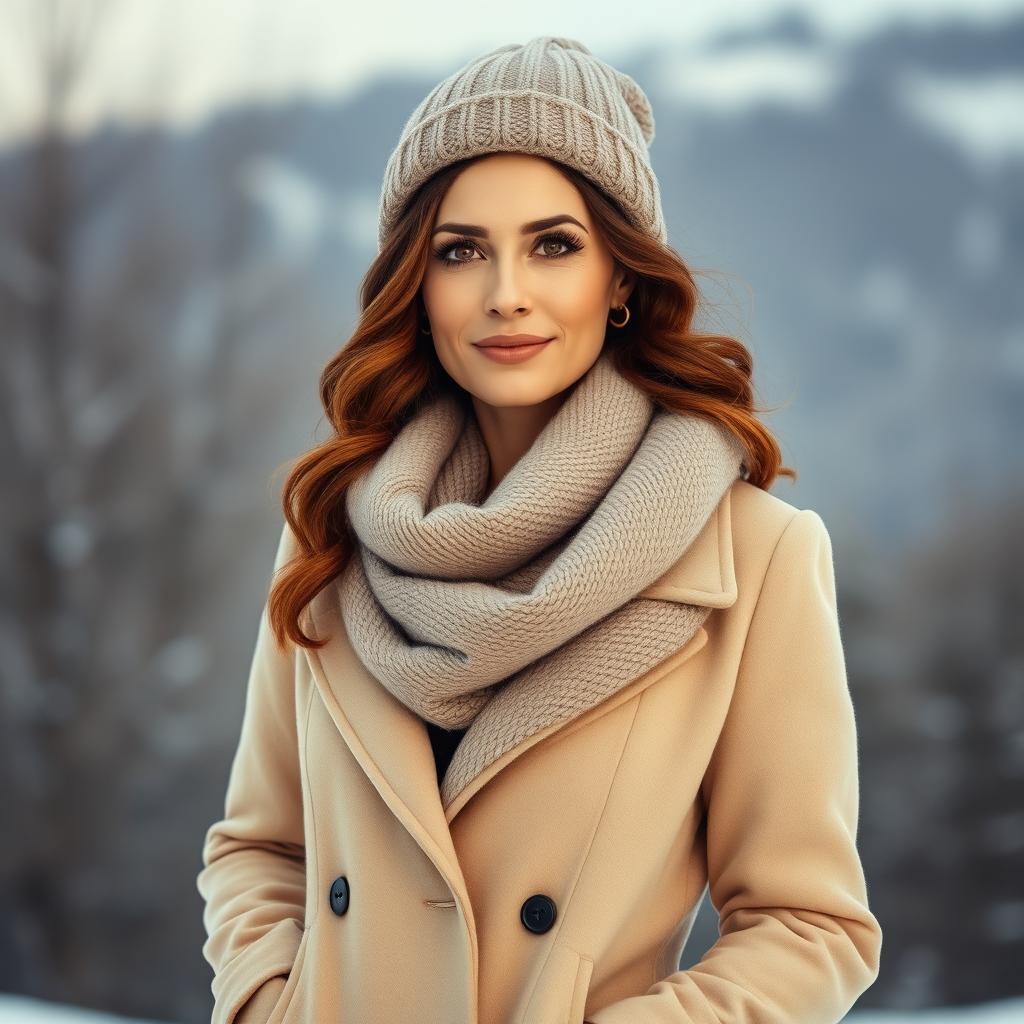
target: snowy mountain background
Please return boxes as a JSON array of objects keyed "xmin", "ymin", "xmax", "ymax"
[{"xmin": 0, "ymin": 3, "xmax": 1021, "ymax": 1022}]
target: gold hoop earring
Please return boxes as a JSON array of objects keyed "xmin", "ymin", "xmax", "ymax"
[
  {"xmin": 609, "ymin": 303, "xmax": 630, "ymax": 328},
  {"xmin": 420, "ymin": 312, "xmax": 432, "ymax": 335}
]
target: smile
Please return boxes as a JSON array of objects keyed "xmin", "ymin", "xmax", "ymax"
[{"xmin": 473, "ymin": 339, "xmax": 553, "ymax": 363}]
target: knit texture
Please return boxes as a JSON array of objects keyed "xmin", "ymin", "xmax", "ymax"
[
  {"xmin": 376, "ymin": 35, "xmax": 667, "ymax": 251},
  {"xmin": 337, "ymin": 352, "xmax": 747, "ymax": 809}
]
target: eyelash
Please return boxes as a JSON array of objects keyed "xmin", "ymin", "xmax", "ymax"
[{"xmin": 431, "ymin": 228, "xmax": 585, "ymax": 266}]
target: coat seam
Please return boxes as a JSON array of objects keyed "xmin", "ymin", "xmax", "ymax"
[
  {"xmin": 518, "ymin": 696, "xmax": 642, "ymax": 1019},
  {"xmin": 301, "ymin": 676, "xmax": 321, "ymax": 930},
  {"xmin": 570, "ymin": 694, "xmax": 644, "ymax": 915}
]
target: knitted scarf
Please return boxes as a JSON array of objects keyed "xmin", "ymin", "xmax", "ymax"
[{"xmin": 338, "ymin": 351, "xmax": 746, "ymax": 809}]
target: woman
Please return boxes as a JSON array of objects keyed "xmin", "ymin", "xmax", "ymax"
[{"xmin": 196, "ymin": 36, "xmax": 882, "ymax": 1024}]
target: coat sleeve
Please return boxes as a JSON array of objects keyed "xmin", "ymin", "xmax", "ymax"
[
  {"xmin": 587, "ymin": 509, "xmax": 883, "ymax": 1024},
  {"xmin": 196, "ymin": 522, "xmax": 307, "ymax": 1024}
]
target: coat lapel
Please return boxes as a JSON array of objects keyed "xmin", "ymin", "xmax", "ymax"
[
  {"xmin": 636, "ymin": 479, "xmax": 738, "ymax": 607},
  {"xmin": 300, "ymin": 486, "xmax": 738, "ymax": 887}
]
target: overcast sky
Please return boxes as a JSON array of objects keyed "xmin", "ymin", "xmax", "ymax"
[{"xmin": 0, "ymin": 0, "xmax": 1021, "ymax": 144}]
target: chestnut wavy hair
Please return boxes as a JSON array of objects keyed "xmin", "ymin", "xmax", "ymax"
[{"xmin": 268, "ymin": 154, "xmax": 796, "ymax": 652}]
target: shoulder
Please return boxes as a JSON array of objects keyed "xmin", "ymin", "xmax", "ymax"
[{"xmin": 727, "ymin": 478, "xmax": 834, "ymax": 590}]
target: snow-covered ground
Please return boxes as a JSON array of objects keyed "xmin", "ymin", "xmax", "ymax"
[
  {"xmin": 851, "ymin": 1004, "xmax": 1024, "ymax": 1024},
  {"xmin": 2, "ymin": 992, "xmax": 1024, "ymax": 1023},
  {"xmin": 0, "ymin": 995, "xmax": 154, "ymax": 1023}
]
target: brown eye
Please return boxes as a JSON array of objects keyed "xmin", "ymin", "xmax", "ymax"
[
  {"xmin": 431, "ymin": 228, "xmax": 584, "ymax": 267},
  {"xmin": 431, "ymin": 237, "xmax": 481, "ymax": 264},
  {"xmin": 534, "ymin": 229, "xmax": 585, "ymax": 259},
  {"xmin": 539, "ymin": 238, "xmax": 568, "ymax": 257}
]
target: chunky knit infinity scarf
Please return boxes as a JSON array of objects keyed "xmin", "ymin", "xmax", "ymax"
[{"xmin": 338, "ymin": 351, "xmax": 746, "ymax": 809}]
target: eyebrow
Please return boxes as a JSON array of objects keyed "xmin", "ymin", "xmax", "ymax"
[{"xmin": 431, "ymin": 214, "xmax": 589, "ymax": 238}]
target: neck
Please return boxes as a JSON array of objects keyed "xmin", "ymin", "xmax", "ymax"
[{"xmin": 471, "ymin": 388, "xmax": 572, "ymax": 497}]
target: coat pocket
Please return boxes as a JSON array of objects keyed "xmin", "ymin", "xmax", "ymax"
[
  {"xmin": 567, "ymin": 950, "xmax": 594, "ymax": 1024},
  {"xmin": 520, "ymin": 943, "xmax": 594, "ymax": 1024},
  {"xmin": 265, "ymin": 918, "xmax": 314, "ymax": 1024}
]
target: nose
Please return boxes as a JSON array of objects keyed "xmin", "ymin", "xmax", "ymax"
[{"xmin": 485, "ymin": 258, "xmax": 531, "ymax": 319}]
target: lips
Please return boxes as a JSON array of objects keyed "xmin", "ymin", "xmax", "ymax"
[
  {"xmin": 473, "ymin": 336, "xmax": 553, "ymax": 364},
  {"xmin": 474, "ymin": 334, "xmax": 552, "ymax": 348}
]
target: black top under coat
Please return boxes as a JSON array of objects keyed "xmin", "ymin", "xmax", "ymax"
[{"xmin": 425, "ymin": 719, "xmax": 468, "ymax": 786}]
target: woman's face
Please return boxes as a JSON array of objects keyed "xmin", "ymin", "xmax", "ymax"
[{"xmin": 421, "ymin": 153, "xmax": 633, "ymax": 410}]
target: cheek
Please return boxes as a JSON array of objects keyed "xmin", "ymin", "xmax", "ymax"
[
  {"xmin": 420, "ymin": 272, "xmax": 443, "ymax": 313},
  {"xmin": 547, "ymin": 271, "xmax": 609, "ymax": 322},
  {"xmin": 423, "ymin": 272, "xmax": 473, "ymax": 325}
]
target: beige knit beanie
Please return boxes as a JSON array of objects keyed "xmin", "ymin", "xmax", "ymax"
[{"xmin": 376, "ymin": 35, "xmax": 667, "ymax": 252}]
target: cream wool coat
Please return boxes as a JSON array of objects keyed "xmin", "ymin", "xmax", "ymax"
[{"xmin": 196, "ymin": 478, "xmax": 883, "ymax": 1024}]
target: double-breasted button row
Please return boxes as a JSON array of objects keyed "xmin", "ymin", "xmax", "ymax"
[
  {"xmin": 329, "ymin": 875, "xmax": 350, "ymax": 915},
  {"xmin": 520, "ymin": 893, "xmax": 557, "ymax": 934},
  {"xmin": 330, "ymin": 877, "xmax": 557, "ymax": 933}
]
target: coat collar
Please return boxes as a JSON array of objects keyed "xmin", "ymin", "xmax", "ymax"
[
  {"xmin": 301, "ymin": 485, "xmax": 736, "ymax": 895},
  {"xmin": 636, "ymin": 481, "xmax": 737, "ymax": 607}
]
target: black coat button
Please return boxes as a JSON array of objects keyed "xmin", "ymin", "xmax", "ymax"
[
  {"xmin": 520, "ymin": 893, "xmax": 557, "ymax": 934},
  {"xmin": 329, "ymin": 875, "xmax": 350, "ymax": 916}
]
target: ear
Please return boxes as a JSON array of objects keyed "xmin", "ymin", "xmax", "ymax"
[{"xmin": 613, "ymin": 266, "xmax": 637, "ymax": 308}]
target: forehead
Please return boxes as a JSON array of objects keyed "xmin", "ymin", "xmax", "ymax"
[{"xmin": 436, "ymin": 154, "xmax": 587, "ymax": 226}]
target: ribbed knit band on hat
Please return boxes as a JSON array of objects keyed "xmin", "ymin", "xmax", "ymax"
[{"xmin": 376, "ymin": 36, "xmax": 667, "ymax": 252}]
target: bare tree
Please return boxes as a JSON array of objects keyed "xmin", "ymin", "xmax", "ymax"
[{"xmin": 0, "ymin": 2, "xmax": 320, "ymax": 1016}]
